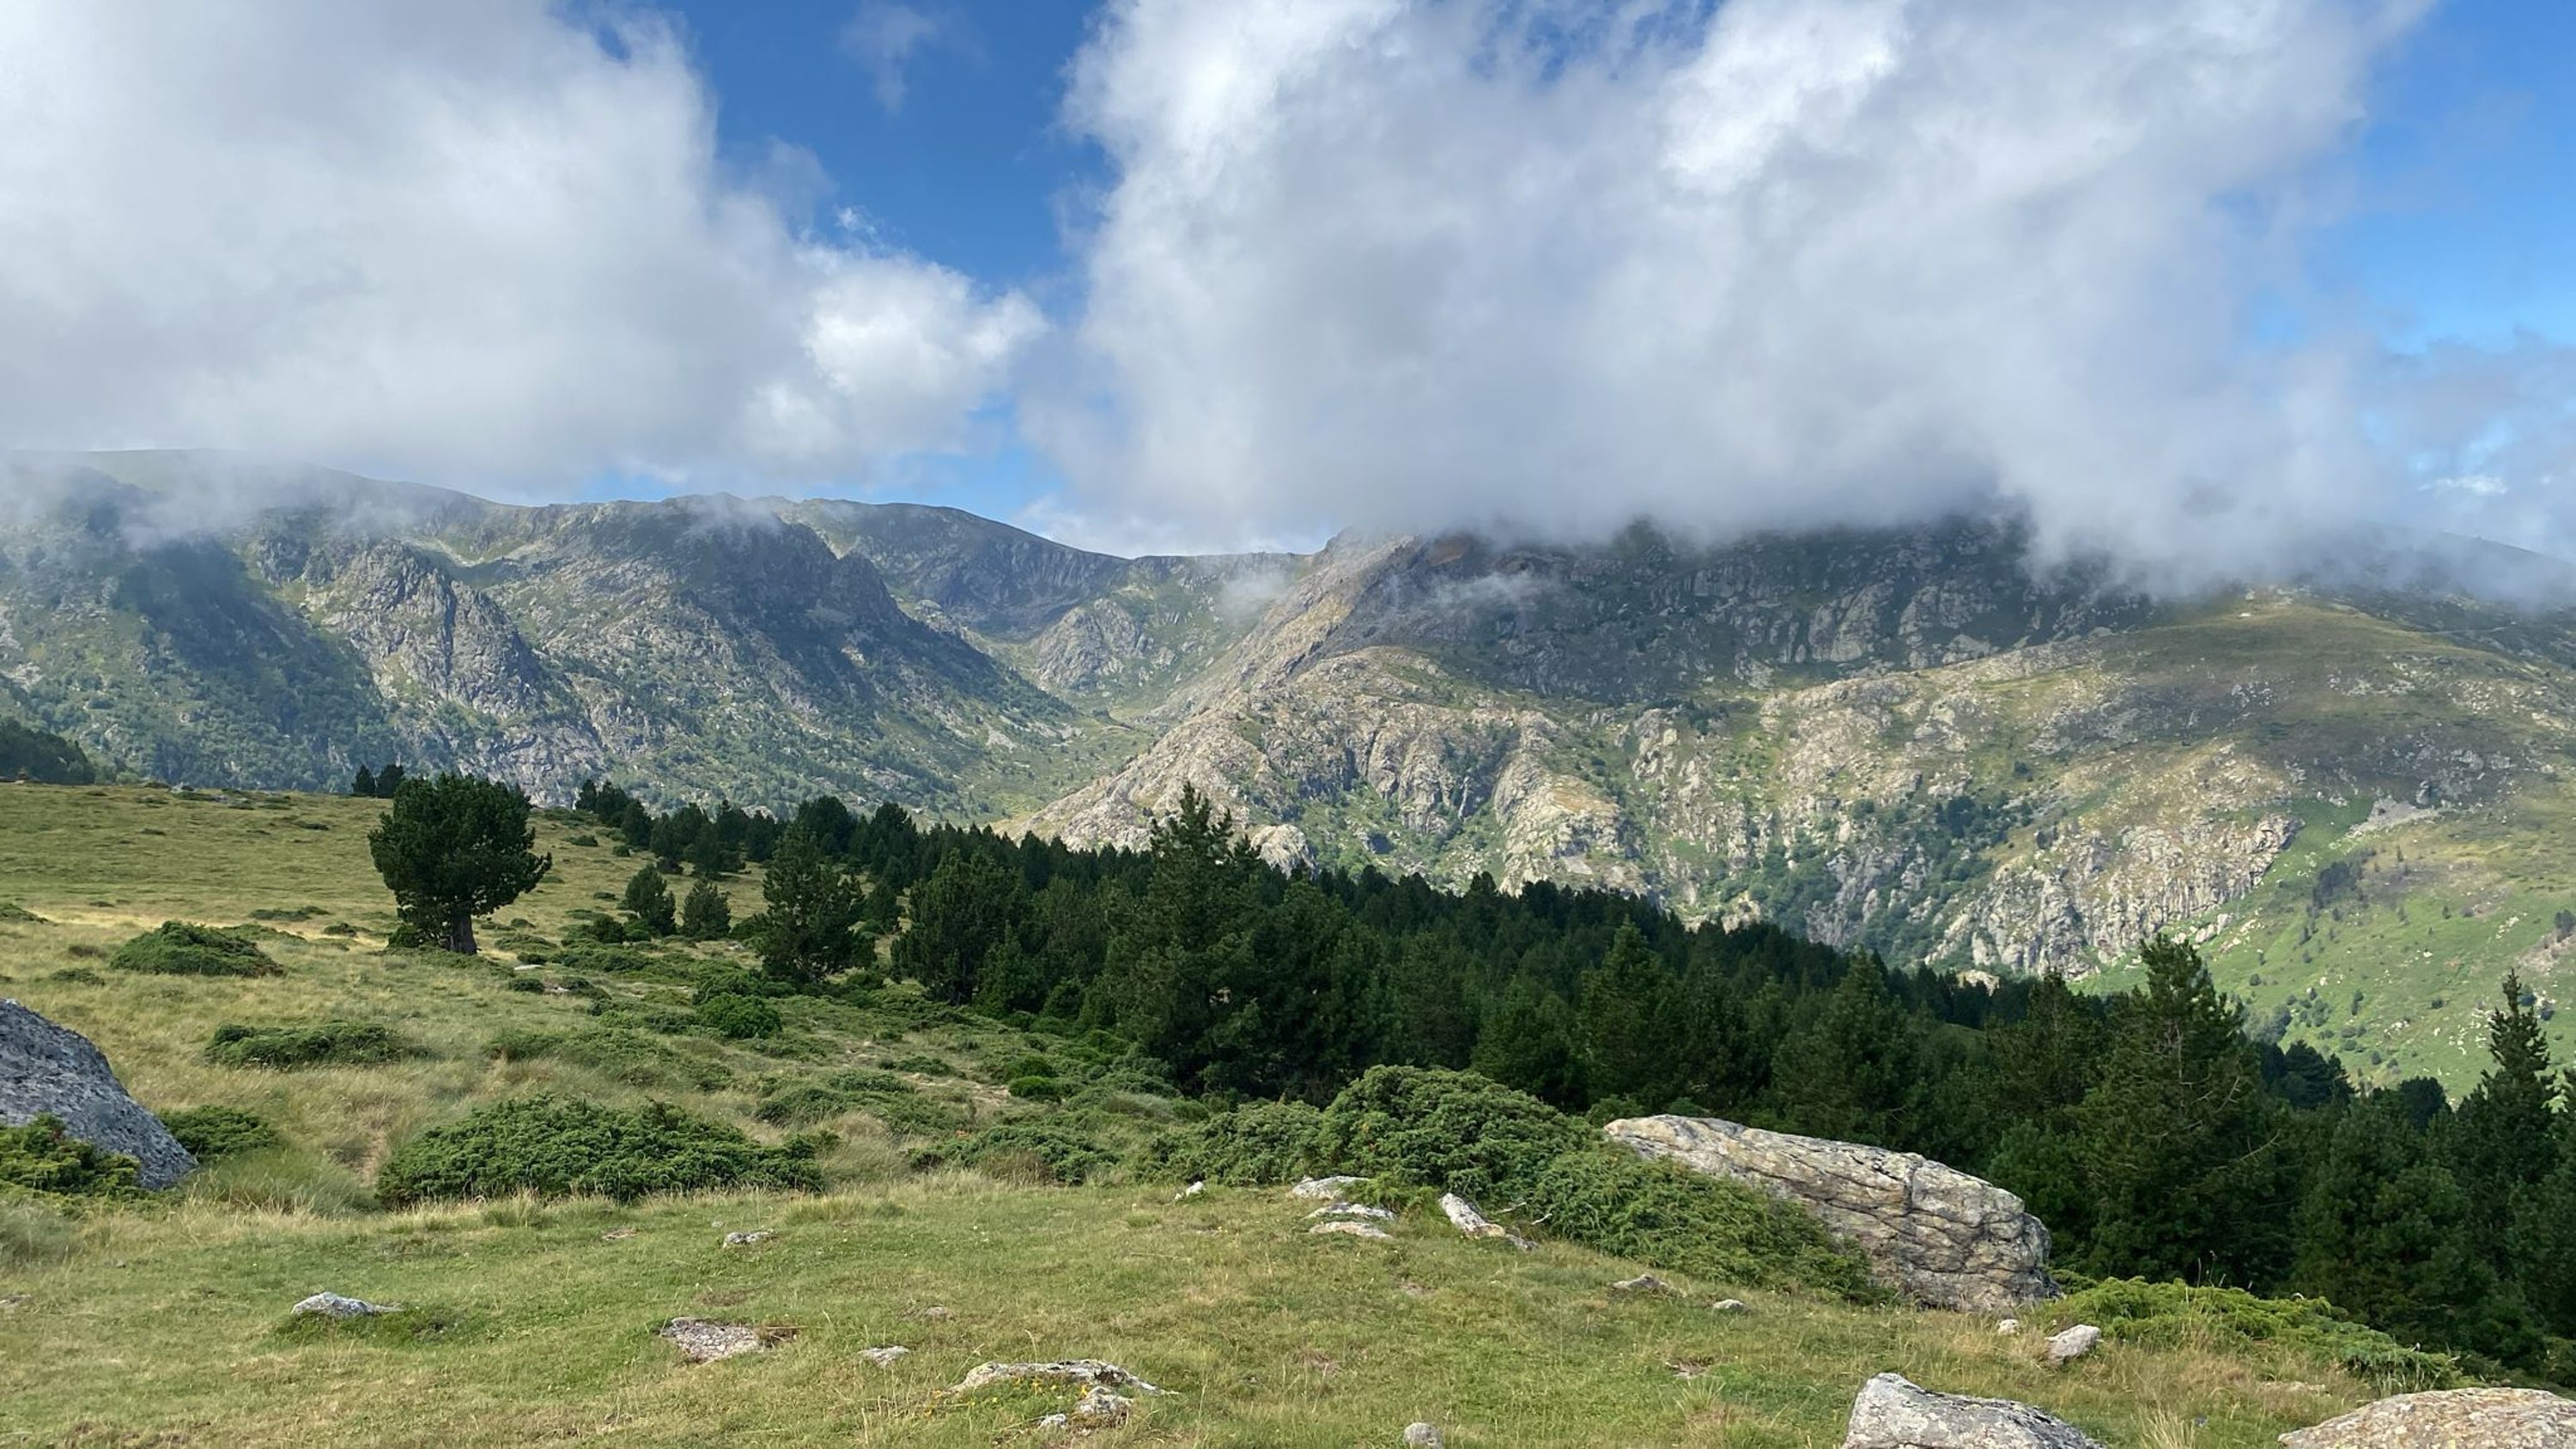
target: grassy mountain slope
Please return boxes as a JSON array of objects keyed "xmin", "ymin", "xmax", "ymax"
[{"xmin": 0, "ymin": 783, "xmax": 2401, "ymax": 1446}]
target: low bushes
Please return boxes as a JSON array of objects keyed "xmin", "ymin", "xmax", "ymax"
[
  {"xmin": 696, "ymin": 995, "xmax": 781, "ymax": 1040},
  {"xmin": 1312, "ymin": 1065, "xmax": 1592, "ymax": 1204},
  {"xmin": 2056, "ymin": 1278, "xmax": 2460, "ymax": 1392},
  {"xmin": 111, "ymin": 922, "xmax": 281, "ymax": 977},
  {"xmin": 951, "ymin": 1116, "xmax": 1122, "ymax": 1185},
  {"xmin": 1143, "ymin": 1100, "xmax": 1324, "ymax": 1185},
  {"xmin": 160, "ymin": 1105, "xmax": 284, "ymax": 1161},
  {"xmin": 375, "ymin": 1096, "xmax": 823, "ymax": 1204},
  {"xmin": 0, "ymin": 1115, "xmax": 141, "ymax": 1200},
  {"xmin": 205, "ymin": 1021, "xmax": 417, "ymax": 1069},
  {"xmin": 754, "ymin": 1070, "xmax": 968, "ymax": 1137},
  {"xmin": 482, "ymin": 1028, "xmax": 732, "ymax": 1093}
]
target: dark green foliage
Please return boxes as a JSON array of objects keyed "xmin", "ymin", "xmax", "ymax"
[
  {"xmin": 206, "ymin": 1020, "xmax": 416, "ymax": 1069},
  {"xmin": 0, "ymin": 901, "xmax": 41, "ymax": 924},
  {"xmin": 622, "ymin": 867, "xmax": 677, "ymax": 937},
  {"xmin": 1313, "ymin": 1066, "xmax": 1592, "ymax": 1205},
  {"xmin": 0, "ymin": 718, "xmax": 96, "ymax": 784},
  {"xmin": 374, "ymin": 1096, "xmax": 821, "ymax": 1204},
  {"xmin": 696, "ymin": 994, "xmax": 781, "ymax": 1040},
  {"xmin": 1577, "ymin": 924, "xmax": 1680, "ymax": 1106},
  {"xmin": 680, "ymin": 881, "xmax": 732, "ymax": 941},
  {"xmin": 111, "ymin": 921, "xmax": 280, "ymax": 977},
  {"xmin": 2073, "ymin": 937, "xmax": 2293, "ymax": 1286},
  {"xmin": 2445, "ymin": 971, "xmax": 2560, "ymax": 1271},
  {"xmin": 748, "ymin": 827, "xmax": 867, "ymax": 984},
  {"xmin": 159, "ymin": 1106, "xmax": 284, "ymax": 1162},
  {"xmin": 478, "ymin": 1028, "xmax": 732, "ymax": 1094},
  {"xmin": 1006, "ymin": 1075, "xmax": 1065, "ymax": 1100},
  {"xmin": 952, "ymin": 1116, "xmax": 1120, "ymax": 1184},
  {"xmin": 2055, "ymin": 1279, "xmax": 2458, "ymax": 1393},
  {"xmin": 1767, "ymin": 958, "xmax": 1924, "ymax": 1145},
  {"xmin": 895, "ymin": 848, "xmax": 1024, "ymax": 1005},
  {"xmin": 367, "ymin": 773, "xmax": 551, "ymax": 954},
  {"xmin": 752, "ymin": 1070, "xmax": 959, "ymax": 1134},
  {"xmin": 272, "ymin": 1302, "xmax": 475, "ymax": 1345},
  {"xmin": 0, "ymin": 1115, "xmax": 142, "ymax": 1198},
  {"xmin": 1139, "ymin": 1100, "xmax": 1324, "ymax": 1185},
  {"xmin": 1522, "ymin": 1146, "xmax": 1874, "ymax": 1297}
]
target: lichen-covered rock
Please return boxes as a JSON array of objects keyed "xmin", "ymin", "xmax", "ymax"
[
  {"xmin": 2044, "ymin": 1325, "xmax": 2100, "ymax": 1366},
  {"xmin": 1605, "ymin": 1115, "xmax": 2054, "ymax": 1313},
  {"xmin": 951, "ymin": 1361, "xmax": 1166, "ymax": 1397},
  {"xmin": 1842, "ymin": 1373, "xmax": 2106, "ymax": 1449},
  {"xmin": 1311, "ymin": 1220, "xmax": 1393, "ymax": 1241},
  {"xmin": 291, "ymin": 1292, "xmax": 398, "ymax": 1319},
  {"xmin": 0, "ymin": 999, "xmax": 195, "ymax": 1188},
  {"xmin": 1403, "ymin": 1423, "xmax": 1443, "ymax": 1446},
  {"xmin": 2277, "ymin": 1387, "xmax": 2576, "ymax": 1447},
  {"xmin": 1438, "ymin": 1192, "xmax": 1533, "ymax": 1250},
  {"xmin": 659, "ymin": 1318, "xmax": 786, "ymax": 1363},
  {"xmin": 1290, "ymin": 1175, "xmax": 1370, "ymax": 1200}
]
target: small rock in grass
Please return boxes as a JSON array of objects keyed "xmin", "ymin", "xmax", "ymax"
[
  {"xmin": 1309, "ymin": 1202, "xmax": 1396, "ymax": 1222},
  {"xmin": 914, "ymin": 1305, "xmax": 954, "ymax": 1321},
  {"xmin": 1312, "ymin": 1220, "xmax": 1394, "ymax": 1241},
  {"xmin": 1711, "ymin": 1298, "xmax": 1749, "ymax": 1313},
  {"xmin": 2045, "ymin": 1324, "xmax": 2102, "ymax": 1366},
  {"xmin": 600, "ymin": 1227, "xmax": 637, "ymax": 1242},
  {"xmin": 1842, "ymin": 1372, "xmax": 2106, "ymax": 1449},
  {"xmin": 1403, "ymin": 1422, "xmax": 1443, "ymax": 1446},
  {"xmin": 722, "ymin": 1230, "xmax": 774, "ymax": 1247},
  {"xmin": 951, "ymin": 1360, "xmax": 1166, "ymax": 1397},
  {"xmin": 1066, "ymin": 1385, "xmax": 1137, "ymax": 1428},
  {"xmin": 1438, "ymin": 1192, "xmax": 1534, "ymax": 1250},
  {"xmin": 292, "ymin": 1292, "xmax": 398, "ymax": 1319},
  {"xmin": 1668, "ymin": 1360, "xmax": 1710, "ymax": 1380},
  {"xmin": 860, "ymin": 1345, "xmax": 910, "ymax": 1367},
  {"xmin": 1612, "ymin": 1274, "xmax": 1671, "ymax": 1294},
  {"xmin": 659, "ymin": 1318, "xmax": 788, "ymax": 1364},
  {"xmin": 1995, "ymin": 1318, "xmax": 2020, "ymax": 1336},
  {"xmin": 1290, "ymin": 1175, "xmax": 1372, "ymax": 1200}
]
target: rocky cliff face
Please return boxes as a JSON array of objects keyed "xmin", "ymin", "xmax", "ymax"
[{"xmin": 14, "ymin": 452, "xmax": 2576, "ymax": 1082}]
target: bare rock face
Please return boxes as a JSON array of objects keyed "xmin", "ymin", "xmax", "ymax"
[
  {"xmin": 1605, "ymin": 1115, "xmax": 2054, "ymax": 1313},
  {"xmin": 2278, "ymin": 1387, "xmax": 2576, "ymax": 1447},
  {"xmin": 1843, "ymin": 1373, "xmax": 2107, "ymax": 1449},
  {"xmin": 0, "ymin": 999, "xmax": 195, "ymax": 1189}
]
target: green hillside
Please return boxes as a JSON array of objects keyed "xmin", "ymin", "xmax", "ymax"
[{"xmin": 0, "ymin": 784, "xmax": 2429, "ymax": 1446}]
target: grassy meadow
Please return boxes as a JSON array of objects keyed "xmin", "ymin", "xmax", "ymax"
[{"xmin": 0, "ymin": 783, "xmax": 2392, "ymax": 1445}]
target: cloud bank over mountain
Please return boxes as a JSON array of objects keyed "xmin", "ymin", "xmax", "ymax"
[
  {"xmin": 1034, "ymin": 0, "xmax": 2510, "ymax": 574},
  {"xmin": 0, "ymin": 3, "xmax": 1039, "ymax": 493},
  {"xmin": 0, "ymin": 0, "xmax": 2566, "ymax": 578}
]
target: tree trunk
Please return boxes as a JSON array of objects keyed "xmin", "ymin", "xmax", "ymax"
[{"xmin": 446, "ymin": 912, "xmax": 478, "ymax": 955}]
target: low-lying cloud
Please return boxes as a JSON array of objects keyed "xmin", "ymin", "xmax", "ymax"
[
  {"xmin": 0, "ymin": 3, "xmax": 1038, "ymax": 495},
  {"xmin": 1032, "ymin": 0, "xmax": 2569, "ymax": 578}
]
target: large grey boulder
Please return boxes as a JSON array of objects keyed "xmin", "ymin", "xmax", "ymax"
[
  {"xmin": 1843, "ymin": 1373, "xmax": 2106, "ymax": 1449},
  {"xmin": 0, "ymin": 999, "xmax": 194, "ymax": 1188},
  {"xmin": 1604, "ymin": 1115, "xmax": 2053, "ymax": 1313},
  {"xmin": 2279, "ymin": 1386, "xmax": 2576, "ymax": 1447}
]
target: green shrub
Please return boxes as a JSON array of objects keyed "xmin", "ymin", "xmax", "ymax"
[
  {"xmin": 878, "ymin": 1053, "xmax": 954, "ymax": 1076},
  {"xmin": 375, "ymin": 1096, "xmax": 822, "ymax": 1205},
  {"xmin": 160, "ymin": 1105, "xmax": 284, "ymax": 1161},
  {"xmin": 0, "ymin": 1116, "xmax": 143, "ymax": 1199},
  {"xmin": 692, "ymin": 969, "xmax": 786, "ymax": 1004},
  {"xmin": 205, "ymin": 1020, "xmax": 416, "ymax": 1069},
  {"xmin": 754, "ymin": 1070, "xmax": 951, "ymax": 1131},
  {"xmin": 1142, "ymin": 1100, "xmax": 1324, "ymax": 1185},
  {"xmin": 1006, "ymin": 1075, "xmax": 1064, "ymax": 1100},
  {"xmin": 1524, "ymin": 1145, "xmax": 1873, "ymax": 1295},
  {"xmin": 2056, "ymin": 1279, "xmax": 2460, "ymax": 1393},
  {"xmin": 954, "ymin": 1117, "xmax": 1121, "ymax": 1185},
  {"xmin": 480, "ymin": 1028, "xmax": 730, "ymax": 1093},
  {"xmin": 322, "ymin": 921, "xmax": 360, "ymax": 937},
  {"xmin": 1314, "ymin": 1066, "xmax": 1592, "ymax": 1203},
  {"xmin": 696, "ymin": 995, "xmax": 781, "ymax": 1040},
  {"xmin": 0, "ymin": 902, "xmax": 44, "ymax": 924},
  {"xmin": 111, "ymin": 921, "xmax": 281, "ymax": 977}
]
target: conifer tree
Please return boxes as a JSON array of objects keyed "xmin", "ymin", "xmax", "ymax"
[
  {"xmin": 366, "ymin": 773, "xmax": 550, "ymax": 954},
  {"xmin": 1576, "ymin": 923, "xmax": 1677, "ymax": 1110},
  {"xmin": 2074, "ymin": 936, "xmax": 2292, "ymax": 1285},
  {"xmin": 748, "ymin": 827, "xmax": 867, "ymax": 985},
  {"xmin": 2445, "ymin": 971, "xmax": 2561, "ymax": 1270},
  {"xmin": 894, "ymin": 848, "xmax": 1024, "ymax": 1004},
  {"xmin": 1472, "ymin": 974, "xmax": 1580, "ymax": 1106},
  {"xmin": 680, "ymin": 879, "xmax": 732, "ymax": 942},
  {"xmin": 622, "ymin": 865, "xmax": 677, "ymax": 937}
]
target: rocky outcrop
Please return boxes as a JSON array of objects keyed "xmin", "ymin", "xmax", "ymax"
[
  {"xmin": 0, "ymin": 999, "xmax": 195, "ymax": 1188},
  {"xmin": 1842, "ymin": 1373, "xmax": 2105, "ymax": 1449},
  {"xmin": 1604, "ymin": 1115, "xmax": 2053, "ymax": 1313},
  {"xmin": 2277, "ymin": 1387, "xmax": 2576, "ymax": 1447}
]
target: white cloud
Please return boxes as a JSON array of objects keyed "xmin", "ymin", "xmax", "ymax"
[
  {"xmin": 1034, "ymin": 0, "xmax": 2483, "ymax": 578},
  {"xmin": 0, "ymin": 1, "xmax": 1039, "ymax": 494},
  {"xmin": 841, "ymin": 3, "xmax": 951, "ymax": 116}
]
